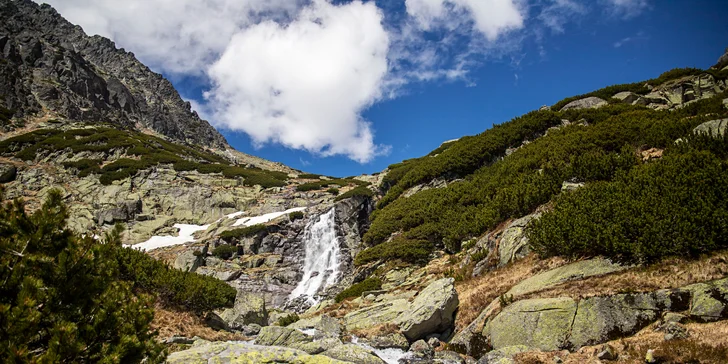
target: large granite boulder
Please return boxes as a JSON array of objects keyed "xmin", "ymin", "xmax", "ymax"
[
  {"xmin": 484, "ymin": 297, "xmax": 577, "ymax": 351},
  {"xmin": 256, "ymin": 326, "xmax": 312, "ymax": 347},
  {"xmin": 693, "ymin": 118, "xmax": 728, "ymax": 138},
  {"xmin": 343, "ymin": 299, "xmax": 409, "ymax": 331},
  {"xmin": 506, "ymin": 257, "xmax": 626, "ymax": 297},
  {"xmin": 559, "ymin": 97, "xmax": 608, "ymax": 111},
  {"xmin": 166, "ymin": 342, "xmax": 348, "ymax": 364},
  {"xmin": 395, "ymin": 278, "xmax": 459, "ymax": 341},
  {"xmin": 322, "ymin": 344, "xmax": 386, "ymax": 364},
  {"xmin": 497, "ymin": 213, "xmax": 540, "ymax": 267},
  {"xmin": 222, "ymin": 291, "xmax": 269, "ymax": 329},
  {"xmin": 685, "ymin": 278, "xmax": 728, "ymax": 322},
  {"xmin": 612, "ymin": 91, "xmax": 640, "ymax": 104}
]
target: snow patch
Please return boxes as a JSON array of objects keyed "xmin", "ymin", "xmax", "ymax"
[
  {"xmin": 127, "ymin": 223, "xmax": 211, "ymax": 252},
  {"xmin": 232, "ymin": 207, "xmax": 306, "ymax": 227}
]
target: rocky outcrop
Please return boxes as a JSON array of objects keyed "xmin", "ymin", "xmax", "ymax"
[
  {"xmin": 321, "ymin": 344, "xmax": 386, "ymax": 364},
  {"xmin": 343, "ymin": 299, "xmax": 409, "ymax": 331},
  {"xmin": 497, "ymin": 213, "xmax": 541, "ymax": 267},
  {"xmin": 256, "ymin": 326, "xmax": 312, "ymax": 347},
  {"xmin": 612, "ymin": 91, "xmax": 641, "ymax": 104},
  {"xmin": 693, "ymin": 118, "xmax": 728, "ymax": 138},
  {"xmin": 559, "ymin": 97, "xmax": 608, "ymax": 111},
  {"xmin": 395, "ymin": 278, "xmax": 459, "ymax": 341},
  {"xmin": 506, "ymin": 258, "xmax": 626, "ymax": 296},
  {"xmin": 0, "ymin": 162, "xmax": 16, "ymax": 183},
  {"xmin": 0, "ymin": 0, "xmax": 227, "ymax": 149},
  {"xmin": 166, "ymin": 341, "xmax": 349, "ymax": 364},
  {"xmin": 684, "ymin": 278, "xmax": 728, "ymax": 322},
  {"xmin": 221, "ymin": 291, "xmax": 268, "ymax": 329}
]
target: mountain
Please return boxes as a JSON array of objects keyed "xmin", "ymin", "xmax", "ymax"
[
  {"xmin": 3, "ymin": 2, "xmax": 728, "ymax": 363},
  {"xmin": 0, "ymin": 0, "xmax": 226, "ymax": 149}
]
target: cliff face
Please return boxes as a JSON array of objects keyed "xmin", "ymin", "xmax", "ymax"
[{"xmin": 0, "ymin": 0, "xmax": 227, "ymax": 149}]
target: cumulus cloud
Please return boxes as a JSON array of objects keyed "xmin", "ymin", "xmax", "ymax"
[
  {"xmin": 405, "ymin": 0, "xmax": 525, "ymax": 40},
  {"xmin": 205, "ymin": 0, "xmax": 391, "ymax": 162}
]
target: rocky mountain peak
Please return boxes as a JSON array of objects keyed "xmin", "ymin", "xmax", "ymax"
[{"xmin": 0, "ymin": 0, "xmax": 228, "ymax": 149}]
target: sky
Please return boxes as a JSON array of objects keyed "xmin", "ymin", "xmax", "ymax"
[{"xmin": 42, "ymin": 0, "xmax": 728, "ymax": 177}]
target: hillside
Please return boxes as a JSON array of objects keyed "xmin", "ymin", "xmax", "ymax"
[{"xmin": 2, "ymin": 1, "xmax": 728, "ymax": 363}]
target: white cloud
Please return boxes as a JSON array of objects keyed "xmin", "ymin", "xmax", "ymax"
[
  {"xmin": 405, "ymin": 0, "xmax": 525, "ymax": 40},
  {"xmin": 537, "ymin": 0, "xmax": 587, "ymax": 33},
  {"xmin": 603, "ymin": 0, "xmax": 650, "ymax": 18},
  {"xmin": 204, "ymin": 0, "xmax": 391, "ymax": 162}
]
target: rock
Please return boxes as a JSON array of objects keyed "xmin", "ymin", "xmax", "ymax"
[
  {"xmin": 560, "ymin": 181, "xmax": 584, "ymax": 192},
  {"xmin": 507, "ymin": 258, "xmax": 626, "ymax": 297},
  {"xmin": 314, "ymin": 315, "xmax": 342, "ymax": 339},
  {"xmin": 343, "ymin": 299, "xmax": 409, "ymax": 331},
  {"xmin": 693, "ymin": 118, "xmax": 728, "ymax": 138},
  {"xmin": 395, "ymin": 278, "xmax": 459, "ymax": 341},
  {"xmin": 382, "ymin": 267, "xmax": 414, "ymax": 290},
  {"xmin": 165, "ymin": 336, "xmax": 196, "ymax": 345},
  {"xmin": 559, "ymin": 97, "xmax": 607, "ymax": 111},
  {"xmin": 539, "ymin": 105, "xmax": 551, "ymax": 111},
  {"xmin": 662, "ymin": 312, "xmax": 687, "ymax": 324},
  {"xmin": 166, "ymin": 342, "xmax": 348, "ymax": 364},
  {"xmin": 448, "ymin": 300, "xmax": 498, "ymax": 357},
  {"xmin": 685, "ymin": 278, "xmax": 728, "ymax": 322},
  {"xmin": 612, "ymin": 91, "xmax": 640, "ymax": 104},
  {"xmin": 427, "ymin": 336, "xmax": 442, "ymax": 349},
  {"xmin": 222, "ymin": 291, "xmax": 268, "ymax": 329},
  {"xmin": 435, "ymin": 350, "xmax": 465, "ymax": 363},
  {"xmin": 477, "ymin": 345, "xmax": 531, "ymax": 364},
  {"xmin": 368, "ymin": 332, "xmax": 409, "ymax": 350},
  {"xmin": 173, "ymin": 248, "xmax": 205, "ymax": 273},
  {"xmin": 568, "ymin": 290, "xmax": 690, "ymax": 349},
  {"xmin": 95, "ymin": 199, "xmax": 142, "ymax": 224},
  {"xmin": 597, "ymin": 344, "xmax": 616, "ymax": 361},
  {"xmin": 0, "ymin": 163, "xmax": 17, "ymax": 183},
  {"xmin": 409, "ymin": 339, "xmax": 433, "ymax": 358},
  {"xmin": 497, "ymin": 213, "xmax": 541, "ymax": 267},
  {"xmin": 322, "ymin": 344, "xmax": 386, "ymax": 364},
  {"xmin": 242, "ymin": 324, "xmax": 262, "ymax": 336},
  {"xmin": 203, "ymin": 312, "xmax": 229, "ymax": 331},
  {"xmin": 645, "ymin": 349, "xmax": 656, "ymax": 363},
  {"xmin": 256, "ymin": 326, "xmax": 312, "ymax": 347},
  {"xmin": 484, "ymin": 297, "xmax": 576, "ymax": 351},
  {"xmin": 660, "ymin": 322, "xmax": 689, "ymax": 341}
]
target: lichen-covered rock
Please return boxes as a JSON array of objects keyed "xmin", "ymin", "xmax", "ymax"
[
  {"xmin": 478, "ymin": 345, "xmax": 531, "ymax": 364},
  {"xmin": 173, "ymin": 249, "xmax": 204, "ymax": 272},
  {"xmin": 497, "ymin": 213, "xmax": 540, "ymax": 267},
  {"xmin": 256, "ymin": 326, "xmax": 312, "ymax": 347},
  {"xmin": 559, "ymin": 97, "xmax": 608, "ymax": 111},
  {"xmin": 166, "ymin": 342, "xmax": 349, "ymax": 364},
  {"xmin": 612, "ymin": 91, "xmax": 640, "ymax": 104},
  {"xmin": 368, "ymin": 332, "xmax": 409, "ymax": 350},
  {"xmin": 343, "ymin": 299, "xmax": 409, "ymax": 331},
  {"xmin": 693, "ymin": 118, "xmax": 728, "ymax": 138},
  {"xmin": 314, "ymin": 315, "xmax": 342, "ymax": 339},
  {"xmin": 0, "ymin": 163, "xmax": 17, "ymax": 183},
  {"xmin": 322, "ymin": 344, "xmax": 386, "ymax": 364},
  {"xmin": 506, "ymin": 258, "xmax": 626, "ymax": 297},
  {"xmin": 222, "ymin": 291, "xmax": 269, "ymax": 329},
  {"xmin": 395, "ymin": 278, "xmax": 459, "ymax": 341},
  {"xmin": 685, "ymin": 278, "xmax": 728, "ymax": 322},
  {"xmin": 484, "ymin": 297, "xmax": 577, "ymax": 351}
]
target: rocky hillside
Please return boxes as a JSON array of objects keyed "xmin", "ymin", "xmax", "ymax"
[{"xmin": 0, "ymin": 0, "xmax": 226, "ymax": 149}]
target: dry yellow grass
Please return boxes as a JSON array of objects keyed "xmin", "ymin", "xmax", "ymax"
[{"xmin": 151, "ymin": 303, "xmax": 247, "ymax": 342}]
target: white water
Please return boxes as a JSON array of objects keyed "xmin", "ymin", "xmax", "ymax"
[
  {"xmin": 350, "ymin": 336, "xmax": 410, "ymax": 364},
  {"xmin": 289, "ymin": 208, "xmax": 341, "ymax": 304},
  {"xmin": 128, "ymin": 223, "xmax": 211, "ymax": 252},
  {"xmin": 232, "ymin": 207, "xmax": 307, "ymax": 227}
]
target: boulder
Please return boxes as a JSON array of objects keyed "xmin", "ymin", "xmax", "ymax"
[
  {"xmin": 343, "ymin": 299, "xmax": 409, "ymax": 331},
  {"xmin": 497, "ymin": 213, "xmax": 541, "ymax": 267},
  {"xmin": 477, "ymin": 345, "xmax": 531, "ymax": 364},
  {"xmin": 173, "ymin": 248, "xmax": 205, "ymax": 273},
  {"xmin": 484, "ymin": 297, "xmax": 577, "ymax": 351},
  {"xmin": 322, "ymin": 344, "xmax": 386, "ymax": 364},
  {"xmin": 95, "ymin": 199, "xmax": 142, "ymax": 224},
  {"xmin": 222, "ymin": 291, "xmax": 268, "ymax": 329},
  {"xmin": 395, "ymin": 278, "xmax": 459, "ymax": 341},
  {"xmin": 612, "ymin": 91, "xmax": 640, "ymax": 104},
  {"xmin": 409, "ymin": 339, "xmax": 433, "ymax": 358},
  {"xmin": 560, "ymin": 181, "xmax": 584, "ymax": 192},
  {"xmin": 256, "ymin": 326, "xmax": 312, "ymax": 347},
  {"xmin": 368, "ymin": 332, "xmax": 409, "ymax": 350},
  {"xmin": 203, "ymin": 312, "xmax": 229, "ymax": 331},
  {"xmin": 166, "ymin": 342, "xmax": 348, "ymax": 364},
  {"xmin": 559, "ymin": 97, "xmax": 607, "ymax": 111},
  {"xmin": 0, "ymin": 163, "xmax": 17, "ymax": 183},
  {"xmin": 314, "ymin": 315, "xmax": 342, "ymax": 339},
  {"xmin": 685, "ymin": 278, "xmax": 728, "ymax": 322},
  {"xmin": 435, "ymin": 350, "xmax": 466, "ymax": 363},
  {"xmin": 507, "ymin": 258, "xmax": 625, "ymax": 297},
  {"xmin": 693, "ymin": 118, "xmax": 728, "ymax": 138},
  {"xmin": 723, "ymin": 98, "xmax": 728, "ymax": 109}
]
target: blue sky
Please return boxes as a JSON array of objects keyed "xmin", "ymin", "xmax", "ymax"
[{"xmin": 47, "ymin": 0, "xmax": 728, "ymax": 177}]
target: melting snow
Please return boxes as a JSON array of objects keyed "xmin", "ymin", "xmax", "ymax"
[
  {"xmin": 127, "ymin": 223, "xmax": 211, "ymax": 252},
  {"xmin": 232, "ymin": 207, "xmax": 307, "ymax": 227}
]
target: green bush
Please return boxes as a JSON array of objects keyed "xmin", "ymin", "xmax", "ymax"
[
  {"xmin": 212, "ymin": 244, "xmax": 237, "ymax": 259},
  {"xmin": 296, "ymin": 178, "xmax": 369, "ymax": 192},
  {"xmin": 334, "ymin": 186, "xmax": 374, "ymax": 202},
  {"xmin": 289, "ymin": 211, "xmax": 304, "ymax": 220},
  {"xmin": 0, "ymin": 191, "xmax": 165, "ymax": 362},
  {"xmin": 298, "ymin": 173, "xmax": 321, "ymax": 179},
  {"xmin": 326, "ymin": 187, "xmax": 340, "ymax": 195},
  {"xmin": 276, "ymin": 313, "xmax": 300, "ymax": 326},
  {"xmin": 219, "ymin": 224, "xmax": 268, "ymax": 241},
  {"xmin": 354, "ymin": 238, "xmax": 434, "ymax": 266},
  {"xmin": 335, "ymin": 277, "xmax": 382, "ymax": 303},
  {"xmin": 62, "ymin": 159, "xmax": 102, "ymax": 177}
]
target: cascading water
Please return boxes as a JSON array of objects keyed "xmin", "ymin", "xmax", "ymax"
[{"xmin": 289, "ymin": 208, "xmax": 341, "ymax": 304}]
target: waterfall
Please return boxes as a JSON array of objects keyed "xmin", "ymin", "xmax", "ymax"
[{"xmin": 289, "ymin": 208, "xmax": 341, "ymax": 304}]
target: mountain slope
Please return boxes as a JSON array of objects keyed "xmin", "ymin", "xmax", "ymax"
[{"xmin": 0, "ymin": 0, "xmax": 226, "ymax": 149}]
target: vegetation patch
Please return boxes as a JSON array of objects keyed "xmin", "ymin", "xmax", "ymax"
[
  {"xmin": 334, "ymin": 186, "xmax": 374, "ymax": 202},
  {"xmin": 335, "ymin": 277, "xmax": 382, "ymax": 303},
  {"xmin": 355, "ymin": 238, "xmax": 434, "ymax": 266},
  {"xmin": 298, "ymin": 173, "xmax": 322, "ymax": 179},
  {"xmin": 296, "ymin": 178, "xmax": 369, "ymax": 192},
  {"xmin": 326, "ymin": 187, "xmax": 339, "ymax": 195},
  {"xmin": 289, "ymin": 211, "xmax": 304, "ymax": 220},
  {"xmin": 276, "ymin": 313, "xmax": 300, "ymax": 327},
  {"xmin": 211, "ymin": 244, "xmax": 237, "ymax": 259},
  {"xmin": 62, "ymin": 158, "xmax": 102, "ymax": 177},
  {"xmin": 219, "ymin": 224, "xmax": 268, "ymax": 241}
]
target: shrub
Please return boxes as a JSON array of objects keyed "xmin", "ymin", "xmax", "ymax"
[
  {"xmin": 354, "ymin": 238, "xmax": 434, "ymax": 266},
  {"xmin": 212, "ymin": 244, "xmax": 237, "ymax": 259},
  {"xmin": 0, "ymin": 191, "xmax": 165, "ymax": 362},
  {"xmin": 335, "ymin": 277, "xmax": 382, "ymax": 303},
  {"xmin": 298, "ymin": 173, "xmax": 321, "ymax": 179},
  {"xmin": 276, "ymin": 313, "xmax": 300, "ymax": 327},
  {"xmin": 334, "ymin": 186, "xmax": 373, "ymax": 202},
  {"xmin": 326, "ymin": 187, "xmax": 340, "ymax": 195},
  {"xmin": 219, "ymin": 224, "xmax": 268, "ymax": 241},
  {"xmin": 289, "ymin": 211, "xmax": 304, "ymax": 220},
  {"xmin": 62, "ymin": 159, "xmax": 102, "ymax": 177}
]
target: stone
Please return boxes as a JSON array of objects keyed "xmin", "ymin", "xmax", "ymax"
[
  {"xmin": 0, "ymin": 163, "xmax": 17, "ymax": 183},
  {"xmin": 322, "ymin": 344, "xmax": 386, "ymax": 364},
  {"xmin": 559, "ymin": 97, "xmax": 608, "ymax": 111},
  {"xmin": 242, "ymin": 324, "xmax": 262, "ymax": 336},
  {"xmin": 477, "ymin": 345, "xmax": 531, "ymax": 364},
  {"xmin": 256, "ymin": 326, "xmax": 312, "ymax": 347},
  {"xmin": 685, "ymin": 278, "xmax": 728, "ymax": 322},
  {"xmin": 693, "ymin": 118, "xmax": 728, "ymax": 138},
  {"xmin": 203, "ymin": 312, "xmax": 229, "ymax": 331},
  {"xmin": 507, "ymin": 258, "xmax": 626, "ymax": 297},
  {"xmin": 723, "ymin": 98, "xmax": 728, "ymax": 109},
  {"xmin": 484, "ymin": 297, "xmax": 577, "ymax": 351},
  {"xmin": 560, "ymin": 181, "xmax": 584, "ymax": 192},
  {"xmin": 427, "ymin": 336, "xmax": 442, "ymax": 349},
  {"xmin": 222, "ymin": 291, "xmax": 268, "ymax": 329},
  {"xmin": 166, "ymin": 342, "xmax": 348, "ymax": 364},
  {"xmin": 409, "ymin": 339, "xmax": 433, "ymax": 358},
  {"xmin": 660, "ymin": 322, "xmax": 689, "ymax": 341},
  {"xmin": 343, "ymin": 299, "xmax": 409, "ymax": 331},
  {"xmin": 435, "ymin": 350, "xmax": 465, "ymax": 363},
  {"xmin": 382, "ymin": 268, "xmax": 414, "ymax": 290},
  {"xmin": 597, "ymin": 344, "xmax": 616, "ymax": 361},
  {"xmin": 368, "ymin": 332, "xmax": 409, "ymax": 350},
  {"xmin": 395, "ymin": 278, "xmax": 459, "ymax": 341},
  {"xmin": 497, "ymin": 213, "xmax": 541, "ymax": 267},
  {"xmin": 173, "ymin": 249, "xmax": 204, "ymax": 273},
  {"xmin": 314, "ymin": 315, "xmax": 342, "ymax": 339},
  {"xmin": 449, "ymin": 300, "xmax": 498, "ymax": 358},
  {"xmin": 612, "ymin": 91, "xmax": 640, "ymax": 104}
]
